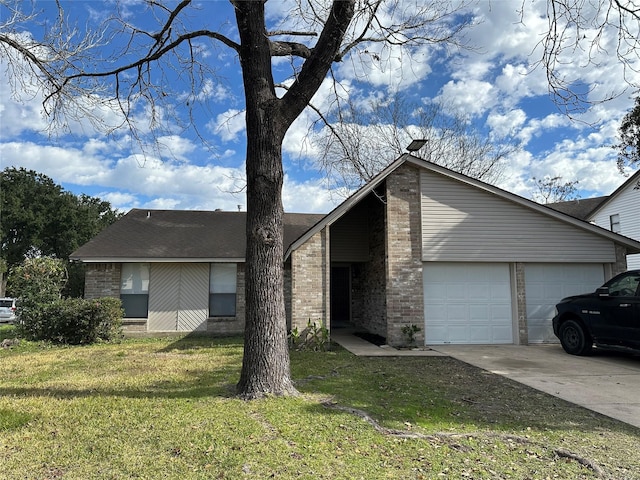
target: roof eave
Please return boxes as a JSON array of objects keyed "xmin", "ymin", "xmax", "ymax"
[
  {"xmin": 284, "ymin": 154, "xmax": 640, "ymax": 258},
  {"xmin": 284, "ymin": 154, "xmax": 411, "ymax": 259},
  {"xmin": 587, "ymin": 169, "xmax": 640, "ymax": 219},
  {"xmin": 70, "ymin": 257, "xmax": 246, "ymax": 263}
]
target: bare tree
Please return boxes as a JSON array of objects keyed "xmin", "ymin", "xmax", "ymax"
[
  {"xmin": 0, "ymin": 0, "xmax": 476, "ymax": 398},
  {"xmin": 532, "ymin": 176, "xmax": 580, "ymax": 204},
  {"xmin": 311, "ymin": 93, "xmax": 519, "ymax": 194},
  {"xmin": 534, "ymin": 0, "xmax": 640, "ymax": 115}
]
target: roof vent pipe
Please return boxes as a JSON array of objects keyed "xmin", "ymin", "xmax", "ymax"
[{"xmin": 147, "ymin": 211, "xmax": 151, "ymax": 218}]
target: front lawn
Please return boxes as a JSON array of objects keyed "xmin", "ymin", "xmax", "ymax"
[{"xmin": 0, "ymin": 335, "xmax": 638, "ymax": 479}]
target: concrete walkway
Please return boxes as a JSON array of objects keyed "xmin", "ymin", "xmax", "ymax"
[{"xmin": 331, "ymin": 330, "xmax": 640, "ymax": 429}]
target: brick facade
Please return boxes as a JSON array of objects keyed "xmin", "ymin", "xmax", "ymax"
[
  {"xmin": 385, "ymin": 164, "xmax": 425, "ymax": 346},
  {"xmin": 613, "ymin": 244, "xmax": 628, "ymax": 276},
  {"xmin": 350, "ymin": 194, "xmax": 387, "ymax": 336},
  {"xmin": 84, "ymin": 262, "xmax": 247, "ymax": 335},
  {"xmin": 290, "ymin": 229, "xmax": 330, "ymax": 331},
  {"xmin": 84, "ymin": 263, "xmax": 121, "ymax": 299},
  {"xmin": 514, "ymin": 263, "xmax": 528, "ymax": 345},
  {"xmin": 80, "ymin": 162, "xmax": 636, "ymax": 343}
]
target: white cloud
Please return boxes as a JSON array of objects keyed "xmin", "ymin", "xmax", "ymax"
[
  {"xmin": 98, "ymin": 191, "xmax": 137, "ymax": 210},
  {"xmin": 1, "ymin": 0, "xmax": 637, "ymax": 219},
  {"xmin": 282, "ymin": 175, "xmax": 340, "ymax": 213},
  {"xmin": 436, "ymin": 79, "xmax": 496, "ymax": 117},
  {"xmin": 209, "ymin": 109, "xmax": 246, "ymax": 142},
  {"xmin": 486, "ymin": 109, "xmax": 527, "ymax": 138},
  {"xmin": 178, "ymin": 78, "xmax": 232, "ymax": 103}
]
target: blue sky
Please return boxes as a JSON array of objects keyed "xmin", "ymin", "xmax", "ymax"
[{"xmin": 1, "ymin": 0, "xmax": 638, "ymax": 214}]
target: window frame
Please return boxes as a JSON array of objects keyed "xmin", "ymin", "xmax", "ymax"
[
  {"xmin": 209, "ymin": 263, "xmax": 237, "ymax": 318},
  {"xmin": 120, "ymin": 263, "xmax": 150, "ymax": 318},
  {"xmin": 609, "ymin": 214, "xmax": 621, "ymax": 234}
]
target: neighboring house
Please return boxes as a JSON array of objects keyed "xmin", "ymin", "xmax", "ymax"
[
  {"xmin": 71, "ymin": 156, "xmax": 640, "ymax": 346},
  {"xmin": 549, "ymin": 169, "xmax": 640, "ymax": 269}
]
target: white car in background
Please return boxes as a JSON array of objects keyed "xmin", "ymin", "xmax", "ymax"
[{"xmin": 0, "ymin": 298, "xmax": 17, "ymax": 323}]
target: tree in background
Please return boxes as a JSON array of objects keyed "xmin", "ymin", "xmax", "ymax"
[
  {"xmin": 532, "ymin": 176, "xmax": 580, "ymax": 204},
  {"xmin": 2, "ymin": 0, "xmax": 636, "ymax": 398},
  {"xmin": 0, "ymin": 168, "xmax": 121, "ymax": 296},
  {"xmin": 313, "ymin": 93, "xmax": 519, "ymax": 195},
  {"xmin": 616, "ymin": 96, "xmax": 640, "ymax": 173}
]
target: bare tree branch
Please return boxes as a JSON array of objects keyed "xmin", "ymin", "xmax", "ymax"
[
  {"xmin": 529, "ymin": 0, "xmax": 640, "ymax": 115},
  {"xmin": 309, "ymin": 92, "xmax": 519, "ymax": 194}
]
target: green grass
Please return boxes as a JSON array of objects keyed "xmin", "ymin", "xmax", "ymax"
[{"xmin": 0, "ymin": 335, "xmax": 638, "ymax": 479}]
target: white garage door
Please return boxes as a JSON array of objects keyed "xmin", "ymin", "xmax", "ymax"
[
  {"xmin": 525, "ymin": 264, "xmax": 604, "ymax": 343},
  {"xmin": 423, "ymin": 263, "xmax": 513, "ymax": 344}
]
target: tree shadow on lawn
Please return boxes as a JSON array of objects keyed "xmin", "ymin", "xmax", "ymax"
[
  {"xmin": 292, "ymin": 354, "xmax": 640, "ymax": 437},
  {"xmin": 1, "ymin": 337, "xmax": 637, "ymax": 439},
  {"xmin": 0, "ymin": 334, "xmax": 246, "ymax": 400},
  {"xmin": 0, "ymin": 363, "xmax": 241, "ymax": 400},
  {"xmin": 155, "ymin": 332, "xmax": 244, "ymax": 353}
]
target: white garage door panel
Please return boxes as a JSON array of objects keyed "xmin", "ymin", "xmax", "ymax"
[
  {"xmin": 525, "ymin": 264, "xmax": 604, "ymax": 343},
  {"xmin": 424, "ymin": 263, "xmax": 513, "ymax": 344}
]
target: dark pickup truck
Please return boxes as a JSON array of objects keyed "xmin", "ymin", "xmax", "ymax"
[{"xmin": 552, "ymin": 270, "xmax": 640, "ymax": 355}]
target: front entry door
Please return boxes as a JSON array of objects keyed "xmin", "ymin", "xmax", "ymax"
[{"xmin": 331, "ymin": 266, "xmax": 351, "ymax": 327}]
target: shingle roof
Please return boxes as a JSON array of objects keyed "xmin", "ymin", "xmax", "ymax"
[
  {"xmin": 70, "ymin": 209, "xmax": 325, "ymax": 261},
  {"xmin": 546, "ymin": 169, "xmax": 640, "ymax": 220},
  {"xmin": 545, "ymin": 196, "xmax": 608, "ymax": 220}
]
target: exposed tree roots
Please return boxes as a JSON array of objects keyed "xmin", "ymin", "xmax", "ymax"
[
  {"xmin": 321, "ymin": 401, "xmax": 607, "ymax": 478},
  {"xmin": 554, "ymin": 448, "xmax": 606, "ymax": 477}
]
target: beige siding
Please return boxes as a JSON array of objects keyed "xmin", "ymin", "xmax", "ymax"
[
  {"xmin": 177, "ymin": 263, "xmax": 208, "ymax": 331},
  {"xmin": 148, "ymin": 263, "xmax": 208, "ymax": 332},
  {"xmin": 148, "ymin": 264, "xmax": 179, "ymax": 331},
  {"xmin": 421, "ymin": 170, "xmax": 616, "ymax": 262}
]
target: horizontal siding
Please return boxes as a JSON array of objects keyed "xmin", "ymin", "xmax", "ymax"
[
  {"xmin": 420, "ymin": 170, "xmax": 616, "ymax": 262},
  {"xmin": 590, "ymin": 185, "xmax": 640, "ymax": 269}
]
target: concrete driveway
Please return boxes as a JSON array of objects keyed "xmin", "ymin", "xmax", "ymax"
[{"xmin": 432, "ymin": 344, "xmax": 640, "ymax": 429}]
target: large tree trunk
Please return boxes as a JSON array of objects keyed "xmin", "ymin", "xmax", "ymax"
[
  {"xmin": 233, "ymin": 0, "xmax": 356, "ymax": 398},
  {"xmin": 234, "ymin": 1, "xmax": 297, "ymax": 399}
]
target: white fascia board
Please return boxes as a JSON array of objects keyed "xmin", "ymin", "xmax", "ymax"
[{"xmin": 71, "ymin": 257, "xmax": 245, "ymax": 263}]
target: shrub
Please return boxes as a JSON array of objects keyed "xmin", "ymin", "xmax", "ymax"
[
  {"xmin": 18, "ymin": 297, "xmax": 123, "ymax": 345},
  {"xmin": 7, "ymin": 257, "xmax": 67, "ymax": 303},
  {"xmin": 289, "ymin": 320, "xmax": 330, "ymax": 351},
  {"xmin": 7, "ymin": 257, "xmax": 67, "ymax": 325}
]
